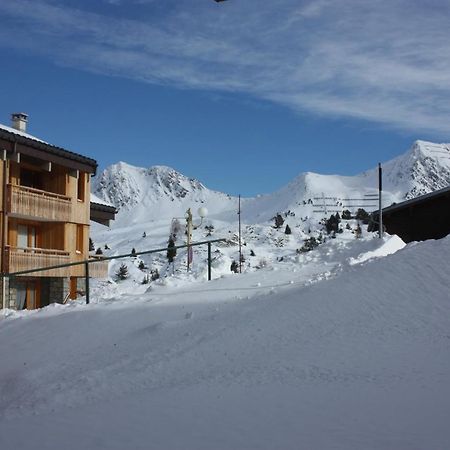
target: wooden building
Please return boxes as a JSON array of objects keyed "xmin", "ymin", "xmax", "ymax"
[
  {"xmin": 372, "ymin": 186, "xmax": 450, "ymax": 243},
  {"xmin": 0, "ymin": 113, "xmax": 110, "ymax": 310}
]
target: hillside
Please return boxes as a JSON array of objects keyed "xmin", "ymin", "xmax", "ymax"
[
  {"xmin": 89, "ymin": 139, "xmax": 450, "ymax": 283},
  {"xmin": 1, "ymin": 234, "xmax": 449, "ymax": 449}
]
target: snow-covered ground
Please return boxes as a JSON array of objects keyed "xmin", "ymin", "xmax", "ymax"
[{"xmin": 1, "ymin": 235, "xmax": 449, "ymax": 449}]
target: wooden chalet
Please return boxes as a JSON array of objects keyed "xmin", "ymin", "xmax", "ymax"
[
  {"xmin": 0, "ymin": 113, "xmax": 113, "ymax": 310},
  {"xmin": 372, "ymin": 186, "xmax": 450, "ymax": 243}
]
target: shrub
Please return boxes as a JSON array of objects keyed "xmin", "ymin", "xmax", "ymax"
[{"xmin": 298, "ymin": 237, "xmax": 319, "ymax": 253}]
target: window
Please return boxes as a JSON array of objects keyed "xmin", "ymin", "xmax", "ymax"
[
  {"xmin": 76, "ymin": 225, "xmax": 84, "ymax": 253},
  {"xmin": 77, "ymin": 172, "xmax": 86, "ymax": 201}
]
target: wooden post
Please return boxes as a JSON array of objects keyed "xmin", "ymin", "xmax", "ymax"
[{"xmin": 85, "ymin": 261, "xmax": 90, "ymax": 304}]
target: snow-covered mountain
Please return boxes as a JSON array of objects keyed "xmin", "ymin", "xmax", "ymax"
[{"xmin": 93, "ymin": 140, "xmax": 450, "ymax": 225}]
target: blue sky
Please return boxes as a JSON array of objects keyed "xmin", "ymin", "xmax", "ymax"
[{"xmin": 1, "ymin": 0, "xmax": 449, "ymax": 196}]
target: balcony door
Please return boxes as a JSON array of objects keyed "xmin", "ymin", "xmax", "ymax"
[{"xmin": 17, "ymin": 224, "xmax": 39, "ymax": 250}]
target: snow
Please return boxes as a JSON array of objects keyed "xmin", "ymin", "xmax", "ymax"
[
  {"xmin": 1, "ymin": 235, "xmax": 449, "ymax": 449},
  {"xmin": 0, "ymin": 123, "xmax": 48, "ymax": 144},
  {"xmin": 349, "ymin": 234, "xmax": 406, "ymax": 265},
  {"xmin": 90, "ymin": 192, "xmax": 115, "ymax": 208}
]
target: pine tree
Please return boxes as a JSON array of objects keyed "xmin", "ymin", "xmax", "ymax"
[
  {"xmin": 138, "ymin": 260, "xmax": 146, "ymax": 271},
  {"xmin": 167, "ymin": 237, "xmax": 176, "ymax": 263},
  {"xmin": 131, "ymin": 248, "xmax": 137, "ymax": 257},
  {"xmin": 105, "ymin": 244, "xmax": 110, "ymax": 250},
  {"xmin": 142, "ymin": 232, "xmax": 146, "ymax": 238},
  {"xmin": 284, "ymin": 224, "xmax": 292, "ymax": 235},
  {"xmin": 274, "ymin": 213, "xmax": 284, "ymax": 229},
  {"xmin": 89, "ymin": 237, "xmax": 95, "ymax": 252},
  {"xmin": 342, "ymin": 209, "xmax": 352, "ymax": 220},
  {"xmin": 250, "ymin": 249, "xmax": 256, "ymax": 257},
  {"xmin": 115, "ymin": 263, "xmax": 129, "ymax": 280},
  {"xmin": 230, "ymin": 260, "xmax": 239, "ymax": 273},
  {"xmin": 95, "ymin": 247, "xmax": 103, "ymax": 255}
]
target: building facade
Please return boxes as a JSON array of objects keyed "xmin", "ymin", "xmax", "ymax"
[{"xmin": 0, "ymin": 113, "xmax": 108, "ymax": 310}]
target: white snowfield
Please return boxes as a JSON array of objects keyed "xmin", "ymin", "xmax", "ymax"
[{"xmin": 1, "ymin": 235, "xmax": 449, "ymax": 450}]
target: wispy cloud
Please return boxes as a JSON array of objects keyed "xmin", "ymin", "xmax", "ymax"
[{"xmin": 1, "ymin": 0, "xmax": 450, "ymax": 134}]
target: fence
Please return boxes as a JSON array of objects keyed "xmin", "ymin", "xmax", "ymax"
[{"xmin": 1, "ymin": 238, "xmax": 227, "ymax": 306}]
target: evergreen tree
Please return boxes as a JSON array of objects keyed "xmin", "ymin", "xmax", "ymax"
[
  {"xmin": 167, "ymin": 237, "xmax": 177, "ymax": 263},
  {"xmin": 274, "ymin": 213, "xmax": 284, "ymax": 229},
  {"xmin": 342, "ymin": 209, "xmax": 352, "ymax": 220},
  {"xmin": 138, "ymin": 260, "xmax": 146, "ymax": 271},
  {"xmin": 131, "ymin": 248, "xmax": 137, "ymax": 257},
  {"xmin": 325, "ymin": 214, "xmax": 340, "ymax": 234},
  {"xmin": 230, "ymin": 260, "xmax": 239, "ymax": 273},
  {"xmin": 115, "ymin": 263, "xmax": 129, "ymax": 280},
  {"xmin": 104, "ymin": 244, "xmax": 110, "ymax": 250},
  {"xmin": 95, "ymin": 247, "xmax": 103, "ymax": 255},
  {"xmin": 142, "ymin": 232, "xmax": 147, "ymax": 238},
  {"xmin": 355, "ymin": 208, "xmax": 370, "ymax": 224},
  {"xmin": 284, "ymin": 224, "xmax": 292, "ymax": 235},
  {"xmin": 250, "ymin": 249, "xmax": 256, "ymax": 257},
  {"xmin": 89, "ymin": 237, "xmax": 95, "ymax": 252}
]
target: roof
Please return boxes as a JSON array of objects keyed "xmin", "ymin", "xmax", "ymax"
[
  {"xmin": 373, "ymin": 185, "xmax": 450, "ymax": 216},
  {"xmin": 0, "ymin": 123, "xmax": 98, "ymax": 175},
  {"xmin": 90, "ymin": 193, "xmax": 116, "ymax": 211}
]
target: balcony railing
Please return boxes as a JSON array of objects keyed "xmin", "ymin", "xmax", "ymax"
[
  {"xmin": 6, "ymin": 246, "xmax": 71, "ymax": 277},
  {"xmin": 7, "ymin": 184, "xmax": 71, "ymax": 222},
  {"xmin": 88, "ymin": 256, "xmax": 109, "ymax": 279},
  {"xmin": 6, "ymin": 247, "xmax": 109, "ymax": 279}
]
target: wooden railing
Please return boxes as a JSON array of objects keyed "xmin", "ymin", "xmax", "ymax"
[
  {"xmin": 88, "ymin": 256, "xmax": 109, "ymax": 279},
  {"xmin": 7, "ymin": 184, "xmax": 71, "ymax": 222},
  {"xmin": 6, "ymin": 247, "xmax": 71, "ymax": 277}
]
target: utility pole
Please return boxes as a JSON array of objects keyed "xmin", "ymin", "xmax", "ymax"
[
  {"xmin": 238, "ymin": 195, "xmax": 242, "ymax": 273},
  {"xmin": 378, "ymin": 163, "xmax": 383, "ymax": 239}
]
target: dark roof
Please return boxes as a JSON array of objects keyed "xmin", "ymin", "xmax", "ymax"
[
  {"xmin": 373, "ymin": 185, "xmax": 450, "ymax": 216},
  {"xmin": 0, "ymin": 125, "xmax": 98, "ymax": 175}
]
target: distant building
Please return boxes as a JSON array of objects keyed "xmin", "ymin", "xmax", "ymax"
[
  {"xmin": 373, "ymin": 186, "xmax": 450, "ymax": 243},
  {"xmin": 0, "ymin": 113, "xmax": 114, "ymax": 310}
]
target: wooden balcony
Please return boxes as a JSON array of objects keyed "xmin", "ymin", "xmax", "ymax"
[
  {"xmin": 88, "ymin": 257, "xmax": 109, "ymax": 279},
  {"xmin": 6, "ymin": 247, "xmax": 109, "ymax": 279},
  {"xmin": 6, "ymin": 246, "xmax": 71, "ymax": 277},
  {"xmin": 7, "ymin": 184, "xmax": 71, "ymax": 222}
]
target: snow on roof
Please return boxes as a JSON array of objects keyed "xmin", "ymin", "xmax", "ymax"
[
  {"xmin": 0, "ymin": 122, "xmax": 48, "ymax": 144},
  {"xmin": 90, "ymin": 193, "xmax": 115, "ymax": 209}
]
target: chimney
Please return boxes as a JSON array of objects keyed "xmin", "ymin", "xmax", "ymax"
[{"xmin": 11, "ymin": 112, "xmax": 28, "ymax": 132}]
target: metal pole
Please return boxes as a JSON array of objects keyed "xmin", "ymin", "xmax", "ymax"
[
  {"xmin": 85, "ymin": 261, "xmax": 90, "ymax": 305},
  {"xmin": 207, "ymin": 241, "xmax": 212, "ymax": 281},
  {"xmin": 186, "ymin": 208, "xmax": 192, "ymax": 271},
  {"xmin": 238, "ymin": 194, "xmax": 242, "ymax": 273},
  {"xmin": 378, "ymin": 163, "xmax": 383, "ymax": 239}
]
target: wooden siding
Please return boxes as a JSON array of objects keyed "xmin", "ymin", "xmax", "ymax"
[
  {"xmin": 6, "ymin": 246, "xmax": 70, "ymax": 277},
  {"xmin": 8, "ymin": 184, "xmax": 72, "ymax": 221}
]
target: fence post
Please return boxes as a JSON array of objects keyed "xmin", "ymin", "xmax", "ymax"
[
  {"xmin": 208, "ymin": 242, "xmax": 212, "ymax": 281},
  {"xmin": 85, "ymin": 261, "xmax": 90, "ymax": 305}
]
